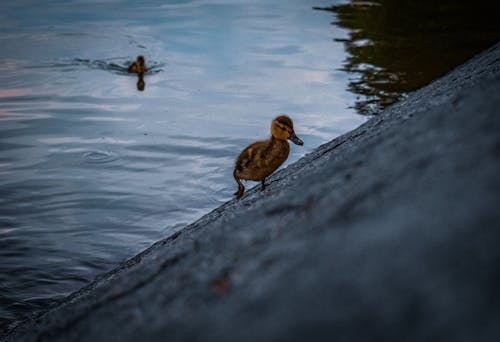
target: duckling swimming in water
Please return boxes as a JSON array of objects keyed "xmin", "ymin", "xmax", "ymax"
[
  {"xmin": 233, "ymin": 115, "xmax": 303, "ymax": 199},
  {"xmin": 128, "ymin": 55, "xmax": 148, "ymax": 74}
]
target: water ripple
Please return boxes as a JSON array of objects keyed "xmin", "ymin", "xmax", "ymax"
[
  {"xmin": 64, "ymin": 58, "xmax": 164, "ymax": 75},
  {"xmin": 82, "ymin": 150, "xmax": 119, "ymax": 164}
]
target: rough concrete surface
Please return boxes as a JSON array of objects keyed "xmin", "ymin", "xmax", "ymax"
[{"xmin": 3, "ymin": 43, "xmax": 500, "ymax": 341}]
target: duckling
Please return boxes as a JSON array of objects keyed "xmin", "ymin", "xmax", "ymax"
[
  {"xmin": 128, "ymin": 55, "xmax": 148, "ymax": 74},
  {"xmin": 233, "ymin": 115, "xmax": 303, "ymax": 199}
]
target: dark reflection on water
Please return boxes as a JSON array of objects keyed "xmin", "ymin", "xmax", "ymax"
[
  {"xmin": 137, "ymin": 74, "xmax": 145, "ymax": 91},
  {"xmin": 315, "ymin": 0, "xmax": 500, "ymax": 114}
]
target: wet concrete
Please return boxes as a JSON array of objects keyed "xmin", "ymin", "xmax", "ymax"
[{"xmin": 3, "ymin": 43, "xmax": 500, "ymax": 341}]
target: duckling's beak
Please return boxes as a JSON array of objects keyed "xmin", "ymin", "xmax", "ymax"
[{"xmin": 289, "ymin": 133, "xmax": 304, "ymax": 146}]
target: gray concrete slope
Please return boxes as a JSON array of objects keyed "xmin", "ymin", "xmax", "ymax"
[{"xmin": 3, "ymin": 43, "xmax": 500, "ymax": 341}]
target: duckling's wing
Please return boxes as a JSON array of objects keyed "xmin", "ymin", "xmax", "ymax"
[
  {"xmin": 235, "ymin": 142, "xmax": 258, "ymax": 170},
  {"xmin": 235, "ymin": 140, "xmax": 276, "ymax": 182}
]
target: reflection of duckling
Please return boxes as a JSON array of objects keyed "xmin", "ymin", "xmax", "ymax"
[
  {"xmin": 233, "ymin": 115, "xmax": 303, "ymax": 199},
  {"xmin": 128, "ymin": 55, "xmax": 148, "ymax": 74},
  {"xmin": 137, "ymin": 73, "xmax": 145, "ymax": 91}
]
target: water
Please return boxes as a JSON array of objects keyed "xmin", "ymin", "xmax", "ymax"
[{"xmin": 0, "ymin": 0, "xmax": 366, "ymax": 332}]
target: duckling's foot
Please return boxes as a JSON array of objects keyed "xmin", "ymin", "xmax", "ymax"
[
  {"xmin": 234, "ymin": 189, "xmax": 244, "ymax": 199},
  {"xmin": 261, "ymin": 180, "xmax": 266, "ymax": 191}
]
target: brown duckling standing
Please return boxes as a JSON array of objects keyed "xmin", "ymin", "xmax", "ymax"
[
  {"xmin": 233, "ymin": 115, "xmax": 303, "ymax": 199},
  {"xmin": 128, "ymin": 55, "xmax": 148, "ymax": 74}
]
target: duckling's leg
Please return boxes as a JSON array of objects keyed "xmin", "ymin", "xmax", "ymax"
[
  {"xmin": 261, "ymin": 179, "xmax": 266, "ymax": 191},
  {"xmin": 233, "ymin": 170, "xmax": 245, "ymax": 199},
  {"xmin": 235, "ymin": 181, "xmax": 244, "ymax": 199}
]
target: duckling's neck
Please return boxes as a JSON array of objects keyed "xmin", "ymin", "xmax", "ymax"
[
  {"xmin": 269, "ymin": 136, "xmax": 290, "ymax": 153},
  {"xmin": 267, "ymin": 135, "xmax": 290, "ymax": 162},
  {"xmin": 270, "ymin": 135, "xmax": 288, "ymax": 143}
]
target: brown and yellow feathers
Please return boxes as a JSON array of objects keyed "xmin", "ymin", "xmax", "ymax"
[
  {"xmin": 233, "ymin": 115, "xmax": 303, "ymax": 199},
  {"xmin": 128, "ymin": 55, "xmax": 148, "ymax": 74}
]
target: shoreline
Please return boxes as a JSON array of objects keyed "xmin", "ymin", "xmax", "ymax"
[{"xmin": 3, "ymin": 42, "xmax": 500, "ymax": 341}]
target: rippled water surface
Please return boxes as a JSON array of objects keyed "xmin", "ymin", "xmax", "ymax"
[{"xmin": 0, "ymin": 0, "xmax": 367, "ymax": 331}]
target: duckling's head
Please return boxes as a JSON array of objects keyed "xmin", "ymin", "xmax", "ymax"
[
  {"xmin": 137, "ymin": 55, "xmax": 145, "ymax": 66},
  {"xmin": 271, "ymin": 115, "xmax": 304, "ymax": 145}
]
